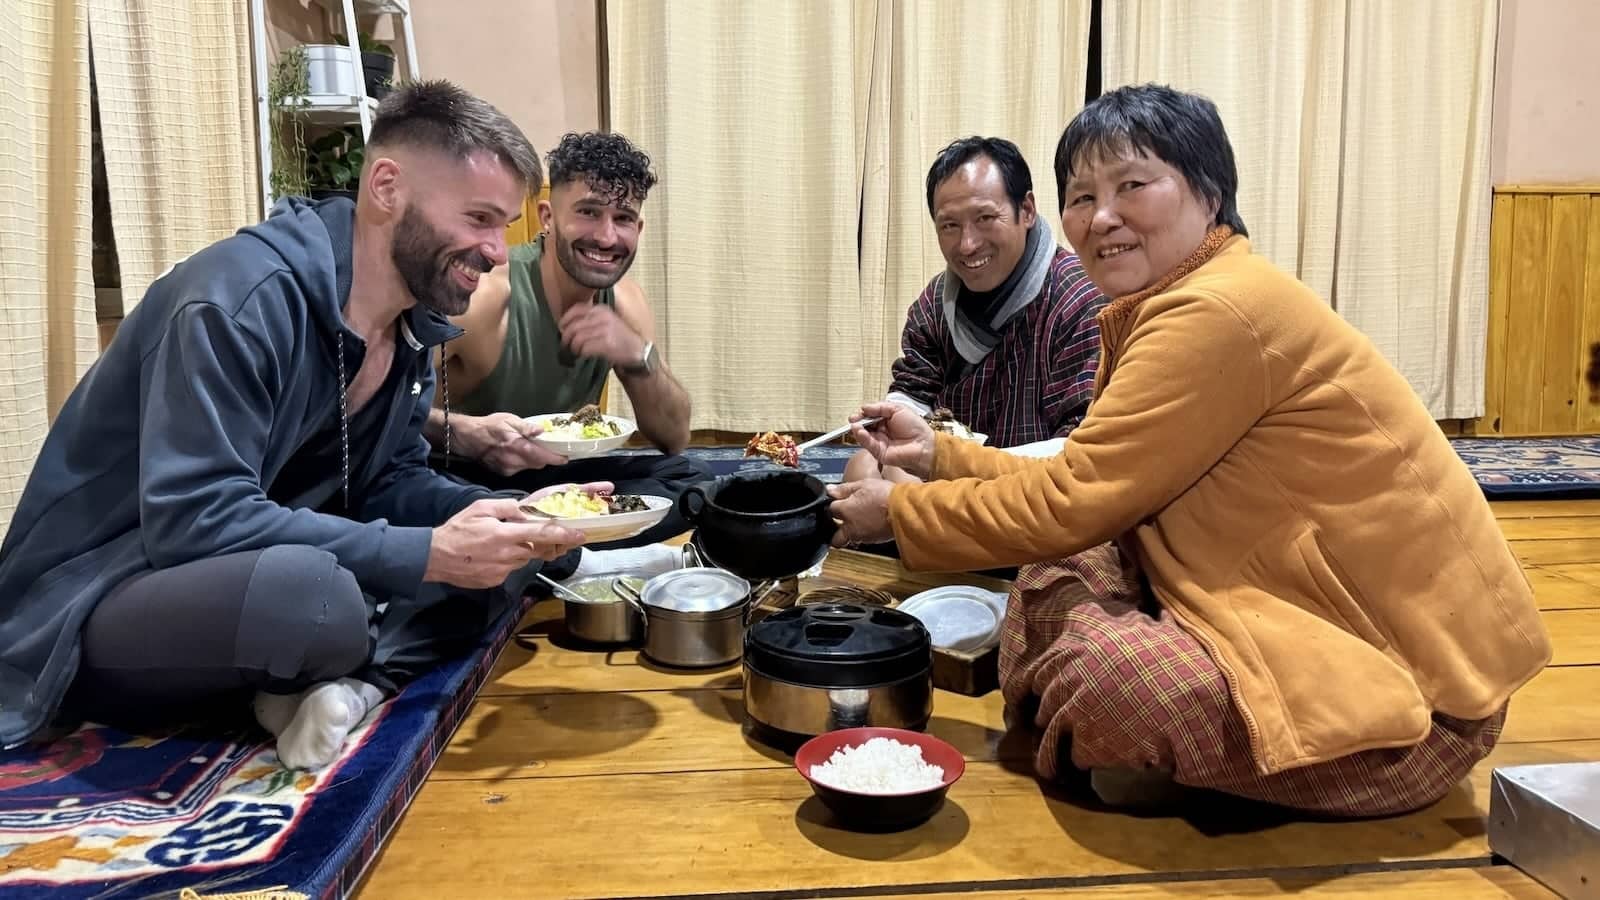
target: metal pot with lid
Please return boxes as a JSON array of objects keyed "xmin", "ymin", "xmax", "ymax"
[
  {"xmin": 615, "ymin": 559, "xmax": 754, "ymax": 669},
  {"xmin": 742, "ymin": 602, "xmax": 933, "ymax": 750}
]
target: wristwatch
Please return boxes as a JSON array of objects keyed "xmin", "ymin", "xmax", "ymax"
[{"xmin": 619, "ymin": 341, "xmax": 657, "ymax": 376}]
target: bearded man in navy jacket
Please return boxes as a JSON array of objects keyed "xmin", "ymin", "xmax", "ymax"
[{"xmin": 0, "ymin": 81, "xmax": 646, "ymax": 769}]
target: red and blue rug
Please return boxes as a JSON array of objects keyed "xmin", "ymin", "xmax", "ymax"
[
  {"xmin": 0, "ymin": 598, "xmax": 527, "ymax": 899},
  {"xmin": 670, "ymin": 437, "xmax": 1600, "ymax": 496},
  {"xmin": 1451, "ymin": 436, "xmax": 1600, "ymax": 497}
]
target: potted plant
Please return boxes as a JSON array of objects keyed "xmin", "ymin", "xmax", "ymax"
[
  {"xmin": 359, "ymin": 32, "xmax": 396, "ymax": 100},
  {"xmin": 267, "ymin": 46, "xmax": 311, "ymax": 200},
  {"xmin": 307, "ymin": 127, "xmax": 364, "ymax": 201},
  {"xmin": 302, "ymin": 42, "xmax": 361, "ymax": 96}
]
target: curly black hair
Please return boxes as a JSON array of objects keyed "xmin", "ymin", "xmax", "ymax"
[{"xmin": 545, "ymin": 131, "xmax": 657, "ymax": 207}]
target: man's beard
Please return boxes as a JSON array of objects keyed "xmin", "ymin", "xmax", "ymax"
[
  {"xmin": 552, "ymin": 228, "xmax": 635, "ymax": 290},
  {"xmin": 391, "ymin": 206, "xmax": 490, "ymax": 316}
]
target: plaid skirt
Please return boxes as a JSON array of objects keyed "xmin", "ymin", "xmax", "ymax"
[{"xmin": 999, "ymin": 544, "xmax": 1506, "ymax": 817}]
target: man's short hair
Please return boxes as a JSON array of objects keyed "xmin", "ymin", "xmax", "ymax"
[
  {"xmin": 546, "ymin": 131, "xmax": 657, "ymax": 207},
  {"xmin": 367, "ymin": 80, "xmax": 542, "ymax": 193},
  {"xmin": 925, "ymin": 136, "xmax": 1033, "ymax": 217}
]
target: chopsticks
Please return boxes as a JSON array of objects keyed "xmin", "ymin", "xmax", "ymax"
[{"xmin": 796, "ymin": 417, "xmax": 881, "ymax": 453}]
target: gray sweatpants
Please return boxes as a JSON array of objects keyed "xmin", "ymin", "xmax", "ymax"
[{"xmin": 68, "ymin": 544, "xmax": 567, "ymax": 729}]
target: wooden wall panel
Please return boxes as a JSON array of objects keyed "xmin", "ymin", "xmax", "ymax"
[
  {"xmin": 1541, "ymin": 195, "xmax": 1588, "ymax": 431},
  {"xmin": 1481, "ymin": 193, "xmax": 1514, "ymax": 433},
  {"xmin": 1474, "ymin": 186, "xmax": 1600, "ymax": 436},
  {"xmin": 1583, "ymin": 195, "xmax": 1600, "ymax": 433},
  {"xmin": 1502, "ymin": 194, "xmax": 1550, "ymax": 433}
]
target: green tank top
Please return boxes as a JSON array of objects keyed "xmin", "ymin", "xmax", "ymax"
[{"xmin": 457, "ymin": 234, "xmax": 615, "ymax": 417}]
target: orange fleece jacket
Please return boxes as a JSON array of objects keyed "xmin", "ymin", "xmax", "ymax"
[{"xmin": 887, "ymin": 235, "xmax": 1551, "ymax": 775}]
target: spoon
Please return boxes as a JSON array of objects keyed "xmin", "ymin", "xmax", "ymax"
[
  {"xmin": 796, "ymin": 417, "xmax": 882, "ymax": 453},
  {"xmin": 534, "ymin": 571, "xmax": 591, "ymax": 604}
]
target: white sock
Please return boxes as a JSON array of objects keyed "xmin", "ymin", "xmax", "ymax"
[
  {"xmin": 566, "ymin": 544, "xmax": 682, "ymax": 581},
  {"xmin": 271, "ymin": 678, "xmax": 386, "ymax": 771},
  {"xmin": 252, "ymin": 690, "xmax": 303, "ymax": 736}
]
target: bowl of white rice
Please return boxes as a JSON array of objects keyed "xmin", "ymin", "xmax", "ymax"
[{"xmin": 793, "ymin": 727, "xmax": 964, "ymax": 830}]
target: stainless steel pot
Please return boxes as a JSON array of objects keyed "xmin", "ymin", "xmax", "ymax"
[
  {"xmin": 743, "ymin": 671, "xmax": 931, "ymax": 735},
  {"xmin": 560, "ymin": 575, "xmax": 646, "ymax": 645},
  {"xmin": 615, "ymin": 558, "xmax": 758, "ymax": 668},
  {"xmin": 741, "ymin": 603, "xmax": 933, "ymax": 750}
]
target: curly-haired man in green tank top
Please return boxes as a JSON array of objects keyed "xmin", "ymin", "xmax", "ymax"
[{"xmin": 426, "ymin": 131, "xmax": 707, "ymax": 551}]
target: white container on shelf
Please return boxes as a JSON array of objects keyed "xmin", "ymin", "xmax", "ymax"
[{"xmin": 302, "ymin": 44, "xmax": 360, "ymax": 96}]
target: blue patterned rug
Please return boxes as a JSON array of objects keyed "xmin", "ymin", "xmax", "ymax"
[
  {"xmin": 673, "ymin": 439, "xmax": 1600, "ymax": 497},
  {"xmin": 629, "ymin": 445, "xmax": 859, "ymax": 483},
  {"xmin": 1451, "ymin": 436, "xmax": 1600, "ymax": 496},
  {"xmin": 0, "ymin": 597, "xmax": 528, "ymax": 899}
]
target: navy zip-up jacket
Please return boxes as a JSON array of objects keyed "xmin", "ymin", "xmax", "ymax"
[{"xmin": 0, "ymin": 197, "xmax": 489, "ymax": 747}]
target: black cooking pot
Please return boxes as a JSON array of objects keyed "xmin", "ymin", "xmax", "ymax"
[
  {"xmin": 742, "ymin": 603, "xmax": 934, "ymax": 751},
  {"xmin": 679, "ymin": 470, "xmax": 836, "ymax": 580}
]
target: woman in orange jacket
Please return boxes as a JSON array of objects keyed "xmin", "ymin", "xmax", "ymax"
[{"xmin": 828, "ymin": 84, "xmax": 1551, "ymax": 817}]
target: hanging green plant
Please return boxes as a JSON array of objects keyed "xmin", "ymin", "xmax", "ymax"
[{"xmin": 267, "ymin": 45, "xmax": 311, "ymax": 201}]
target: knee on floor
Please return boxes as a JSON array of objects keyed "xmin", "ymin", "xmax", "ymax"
[
  {"xmin": 245, "ymin": 545, "xmax": 371, "ymax": 684},
  {"xmin": 843, "ymin": 448, "xmax": 877, "ymax": 482},
  {"xmin": 1058, "ymin": 608, "xmax": 1230, "ymax": 713}
]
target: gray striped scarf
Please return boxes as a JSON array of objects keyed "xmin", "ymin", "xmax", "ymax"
[{"xmin": 942, "ymin": 216, "xmax": 1055, "ymax": 367}]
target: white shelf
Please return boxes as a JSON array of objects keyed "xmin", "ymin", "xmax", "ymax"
[
  {"xmin": 252, "ymin": 0, "xmax": 420, "ymax": 216},
  {"xmin": 278, "ymin": 93, "xmax": 379, "ymax": 125}
]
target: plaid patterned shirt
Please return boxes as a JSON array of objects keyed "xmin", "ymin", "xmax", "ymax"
[{"xmin": 888, "ymin": 247, "xmax": 1107, "ymax": 448}]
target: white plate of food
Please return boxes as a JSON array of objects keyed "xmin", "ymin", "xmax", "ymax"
[
  {"xmin": 519, "ymin": 487, "xmax": 673, "ymax": 543},
  {"xmin": 527, "ymin": 404, "xmax": 637, "ymax": 459},
  {"xmin": 924, "ymin": 408, "xmax": 988, "ymax": 445}
]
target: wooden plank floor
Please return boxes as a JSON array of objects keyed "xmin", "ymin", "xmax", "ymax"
[{"xmin": 355, "ymin": 500, "xmax": 1600, "ymax": 900}]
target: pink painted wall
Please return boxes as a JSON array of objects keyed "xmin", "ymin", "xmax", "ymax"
[{"xmin": 1491, "ymin": 0, "xmax": 1600, "ymax": 184}]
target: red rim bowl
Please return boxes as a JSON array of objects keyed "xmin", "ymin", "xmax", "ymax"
[{"xmin": 793, "ymin": 727, "xmax": 965, "ymax": 831}]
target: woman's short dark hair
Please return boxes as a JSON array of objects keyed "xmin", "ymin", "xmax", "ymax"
[
  {"xmin": 925, "ymin": 136, "xmax": 1032, "ymax": 217},
  {"xmin": 1054, "ymin": 84, "xmax": 1247, "ymax": 237}
]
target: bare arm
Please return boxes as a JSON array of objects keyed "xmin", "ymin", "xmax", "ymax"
[{"xmin": 609, "ymin": 281, "xmax": 691, "ymax": 454}]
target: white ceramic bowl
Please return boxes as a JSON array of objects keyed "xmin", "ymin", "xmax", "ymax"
[
  {"xmin": 525, "ymin": 494, "xmax": 673, "ymax": 543},
  {"xmin": 526, "ymin": 413, "xmax": 637, "ymax": 459}
]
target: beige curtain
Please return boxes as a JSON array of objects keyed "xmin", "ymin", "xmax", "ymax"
[
  {"xmin": 858, "ymin": 0, "xmax": 1092, "ymax": 401},
  {"xmin": 88, "ymin": 0, "xmax": 257, "ymax": 313},
  {"xmin": 0, "ymin": 0, "xmax": 96, "ymax": 533},
  {"xmin": 607, "ymin": 0, "xmax": 1091, "ymax": 431},
  {"xmin": 606, "ymin": 0, "xmax": 868, "ymax": 432},
  {"xmin": 1103, "ymin": 0, "xmax": 1497, "ymax": 419}
]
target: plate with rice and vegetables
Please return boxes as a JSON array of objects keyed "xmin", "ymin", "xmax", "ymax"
[
  {"xmin": 794, "ymin": 727, "xmax": 965, "ymax": 831},
  {"xmin": 519, "ymin": 485, "xmax": 672, "ymax": 542},
  {"xmin": 528, "ymin": 404, "xmax": 637, "ymax": 459}
]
